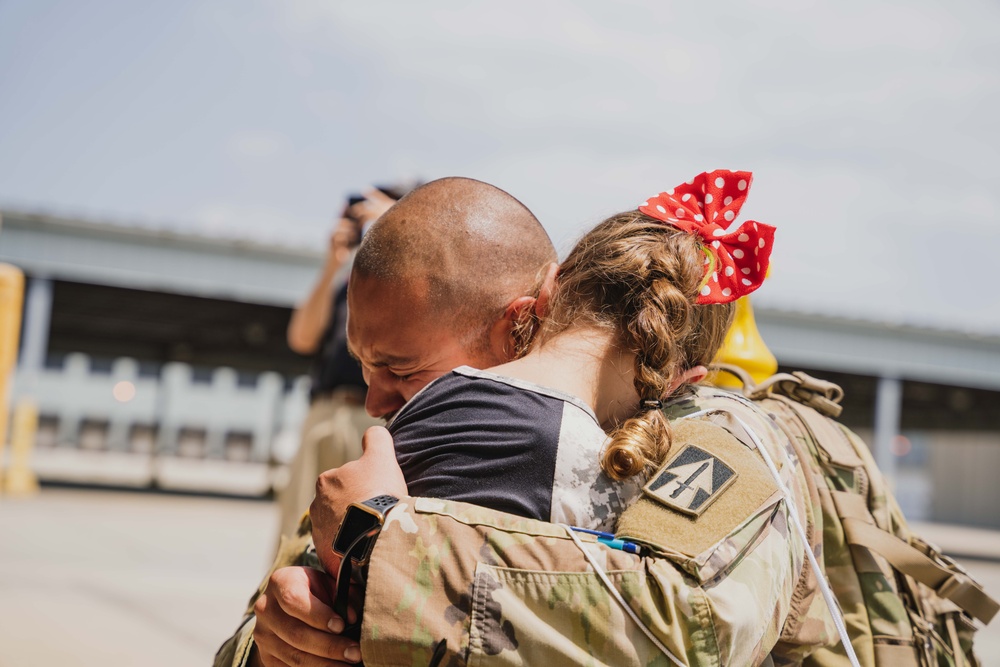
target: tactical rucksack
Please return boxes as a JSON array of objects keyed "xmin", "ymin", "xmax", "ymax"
[{"xmin": 715, "ymin": 365, "xmax": 998, "ymax": 667}]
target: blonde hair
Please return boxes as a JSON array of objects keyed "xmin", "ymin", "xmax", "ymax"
[{"xmin": 540, "ymin": 211, "xmax": 735, "ymax": 480}]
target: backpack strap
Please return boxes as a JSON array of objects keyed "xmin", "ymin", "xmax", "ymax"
[
  {"xmin": 776, "ymin": 392, "xmax": 1000, "ymax": 626},
  {"xmin": 713, "ymin": 364, "xmax": 845, "ymax": 418},
  {"xmin": 754, "ymin": 371, "xmax": 845, "ymax": 419},
  {"xmin": 730, "ymin": 364, "xmax": 1000, "ymax": 628},
  {"xmin": 840, "ymin": 515, "xmax": 999, "ymax": 625},
  {"xmin": 779, "ymin": 393, "xmax": 864, "ymax": 470},
  {"xmin": 831, "ymin": 489, "xmax": 999, "ymax": 624}
]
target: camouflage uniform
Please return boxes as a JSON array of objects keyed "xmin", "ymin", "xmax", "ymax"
[
  {"xmin": 215, "ymin": 385, "xmax": 837, "ymax": 667},
  {"xmin": 214, "ymin": 517, "xmax": 323, "ymax": 667}
]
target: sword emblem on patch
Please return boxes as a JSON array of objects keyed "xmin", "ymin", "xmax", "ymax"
[{"xmin": 643, "ymin": 445, "xmax": 737, "ymax": 516}]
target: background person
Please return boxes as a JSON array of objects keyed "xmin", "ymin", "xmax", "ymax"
[{"xmin": 277, "ymin": 184, "xmax": 411, "ymax": 542}]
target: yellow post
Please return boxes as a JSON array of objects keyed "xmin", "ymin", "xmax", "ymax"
[
  {"xmin": 5, "ymin": 399, "xmax": 39, "ymax": 496},
  {"xmin": 0, "ymin": 263, "xmax": 26, "ymax": 494},
  {"xmin": 712, "ymin": 295, "xmax": 778, "ymax": 388}
]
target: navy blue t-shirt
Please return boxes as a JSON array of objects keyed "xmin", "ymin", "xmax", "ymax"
[{"xmin": 388, "ymin": 367, "xmax": 638, "ymax": 531}]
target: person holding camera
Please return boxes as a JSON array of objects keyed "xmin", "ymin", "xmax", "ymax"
[{"xmin": 277, "ymin": 186, "xmax": 404, "ymax": 543}]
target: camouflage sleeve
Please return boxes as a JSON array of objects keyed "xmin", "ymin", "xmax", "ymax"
[
  {"xmin": 212, "ymin": 616, "xmax": 255, "ymax": 667},
  {"xmin": 212, "ymin": 518, "xmax": 322, "ymax": 667},
  {"xmin": 360, "ymin": 494, "xmax": 808, "ymax": 667}
]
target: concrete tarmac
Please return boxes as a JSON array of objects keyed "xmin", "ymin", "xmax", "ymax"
[
  {"xmin": 2, "ymin": 487, "xmax": 1000, "ymax": 666},
  {"xmin": 0, "ymin": 487, "xmax": 277, "ymax": 667}
]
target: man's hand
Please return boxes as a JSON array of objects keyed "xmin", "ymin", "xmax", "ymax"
[
  {"xmin": 250, "ymin": 566, "xmax": 361, "ymax": 666},
  {"xmin": 311, "ymin": 426, "xmax": 407, "ymax": 575}
]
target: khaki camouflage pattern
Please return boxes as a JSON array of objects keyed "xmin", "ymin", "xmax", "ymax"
[
  {"xmin": 214, "ymin": 374, "xmax": 992, "ymax": 667},
  {"xmin": 362, "ymin": 497, "xmax": 761, "ymax": 666},
  {"xmin": 359, "ymin": 385, "xmax": 837, "ymax": 666},
  {"xmin": 363, "ymin": 497, "xmax": 694, "ymax": 666},
  {"xmin": 661, "ymin": 386, "xmax": 838, "ymax": 664},
  {"xmin": 215, "ymin": 384, "xmax": 847, "ymax": 667},
  {"xmin": 213, "ymin": 515, "xmax": 321, "ymax": 667},
  {"xmin": 763, "ymin": 396, "xmax": 912, "ymax": 666},
  {"xmin": 750, "ymin": 381, "xmax": 988, "ymax": 667}
]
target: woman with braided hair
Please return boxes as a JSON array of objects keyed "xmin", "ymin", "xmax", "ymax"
[
  {"xmin": 387, "ymin": 169, "xmax": 774, "ymax": 530},
  {"xmin": 227, "ymin": 171, "xmax": 832, "ymax": 667}
]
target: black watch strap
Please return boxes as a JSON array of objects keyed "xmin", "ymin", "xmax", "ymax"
[
  {"xmin": 361, "ymin": 494, "xmax": 399, "ymax": 515},
  {"xmin": 332, "ymin": 495, "xmax": 399, "ymax": 641},
  {"xmin": 332, "ymin": 494, "xmax": 400, "ymax": 566}
]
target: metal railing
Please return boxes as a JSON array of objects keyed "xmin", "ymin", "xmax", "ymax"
[{"xmin": 8, "ymin": 353, "xmax": 310, "ymax": 494}]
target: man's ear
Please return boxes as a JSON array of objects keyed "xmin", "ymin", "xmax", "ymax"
[
  {"xmin": 486, "ymin": 295, "xmax": 536, "ymax": 363},
  {"xmin": 486, "ymin": 263, "xmax": 559, "ymax": 364},
  {"xmin": 534, "ymin": 262, "xmax": 559, "ymax": 318}
]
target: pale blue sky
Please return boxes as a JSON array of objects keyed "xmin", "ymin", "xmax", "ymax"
[{"xmin": 1, "ymin": 0, "xmax": 998, "ymax": 333}]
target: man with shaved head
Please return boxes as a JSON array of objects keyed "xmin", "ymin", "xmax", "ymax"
[
  {"xmin": 216, "ymin": 177, "xmax": 559, "ymax": 667},
  {"xmin": 348, "ymin": 177, "xmax": 556, "ymax": 420}
]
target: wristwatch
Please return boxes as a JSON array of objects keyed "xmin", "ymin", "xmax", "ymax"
[
  {"xmin": 330, "ymin": 495, "xmax": 399, "ymax": 641},
  {"xmin": 332, "ymin": 494, "xmax": 399, "ymax": 567}
]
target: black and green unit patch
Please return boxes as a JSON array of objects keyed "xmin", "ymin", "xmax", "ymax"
[{"xmin": 643, "ymin": 445, "xmax": 737, "ymax": 516}]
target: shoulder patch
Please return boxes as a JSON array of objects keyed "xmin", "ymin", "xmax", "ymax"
[
  {"xmin": 643, "ymin": 445, "xmax": 737, "ymax": 516},
  {"xmin": 616, "ymin": 418, "xmax": 782, "ymax": 562}
]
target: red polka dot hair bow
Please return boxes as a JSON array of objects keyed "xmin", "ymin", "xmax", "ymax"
[{"xmin": 638, "ymin": 169, "xmax": 775, "ymax": 305}]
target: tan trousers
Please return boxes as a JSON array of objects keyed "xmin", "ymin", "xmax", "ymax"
[{"xmin": 275, "ymin": 389, "xmax": 381, "ymax": 543}]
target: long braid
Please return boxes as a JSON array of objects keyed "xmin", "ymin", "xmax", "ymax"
[{"xmin": 542, "ymin": 211, "xmax": 735, "ymax": 481}]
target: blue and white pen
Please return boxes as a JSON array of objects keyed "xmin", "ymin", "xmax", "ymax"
[{"xmin": 570, "ymin": 527, "xmax": 643, "ymax": 555}]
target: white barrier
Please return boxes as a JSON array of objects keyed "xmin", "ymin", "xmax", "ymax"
[{"xmin": 10, "ymin": 354, "xmax": 310, "ymax": 487}]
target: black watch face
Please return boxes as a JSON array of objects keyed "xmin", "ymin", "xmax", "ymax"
[{"xmin": 333, "ymin": 507, "xmax": 381, "ymax": 557}]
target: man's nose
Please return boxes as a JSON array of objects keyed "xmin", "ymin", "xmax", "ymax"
[{"xmin": 364, "ymin": 374, "xmax": 406, "ymax": 419}]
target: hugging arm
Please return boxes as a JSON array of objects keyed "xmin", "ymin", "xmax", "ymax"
[
  {"xmin": 357, "ymin": 488, "xmax": 812, "ymax": 667},
  {"xmin": 212, "ymin": 519, "xmax": 363, "ymax": 667},
  {"xmin": 214, "ymin": 427, "xmax": 407, "ymax": 667},
  {"xmin": 221, "ymin": 419, "xmax": 827, "ymax": 666},
  {"xmin": 315, "ymin": 419, "xmax": 828, "ymax": 665}
]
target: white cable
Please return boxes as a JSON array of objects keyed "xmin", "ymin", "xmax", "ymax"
[
  {"xmin": 680, "ymin": 408, "xmax": 862, "ymax": 667},
  {"xmin": 560, "ymin": 524, "xmax": 685, "ymax": 667}
]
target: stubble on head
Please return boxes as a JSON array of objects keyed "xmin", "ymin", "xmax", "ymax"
[{"xmin": 352, "ymin": 176, "xmax": 557, "ymax": 357}]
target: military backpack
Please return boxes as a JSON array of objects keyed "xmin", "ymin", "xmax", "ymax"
[{"xmin": 716, "ymin": 365, "xmax": 998, "ymax": 667}]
